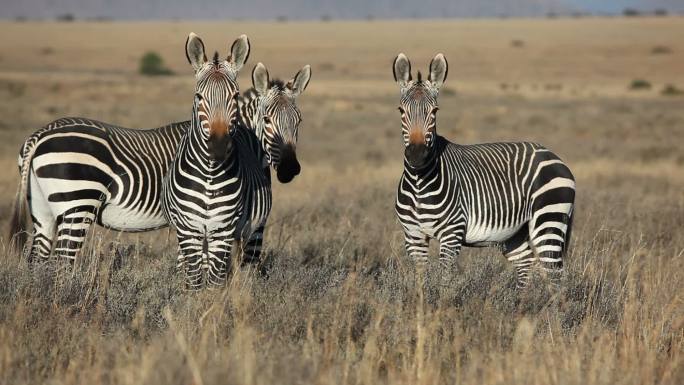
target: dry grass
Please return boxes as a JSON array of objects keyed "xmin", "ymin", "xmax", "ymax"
[{"xmin": 0, "ymin": 18, "xmax": 683, "ymax": 385}]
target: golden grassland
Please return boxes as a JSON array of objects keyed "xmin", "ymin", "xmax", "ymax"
[{"xmin": 0, "ymin": 17, "xmax": 683, "ymax": 385}]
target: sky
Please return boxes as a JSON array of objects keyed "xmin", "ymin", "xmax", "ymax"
[
  {"xmin": 2, "ymin": 0, "xmax": 683, "ymax": 20},
  {"xmin": 567, "ymin": 0, "xmax": 683, "ymax": 13}
]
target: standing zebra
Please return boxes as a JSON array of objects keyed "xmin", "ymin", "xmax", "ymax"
[
  {"xmin": 7, "ymin": 34, "xmax": 243, "ymax": 266},
  {"xmin": 162, "ymin": 33, "xmax": 271, "ymax": 289},
  {"xmin": 392, "ymin": 53, "xmax": 575, "ymax": 288},
  {"xmin": 9, "ymin": 45, "xmax": 310, "ymax": 271},
  {"xmin": 238, "ymin": 61, "xmax": 311, "ymax": 263},
  {"xmin": 9, "ymin": 116, "xmax": 188, "ymax": 263}
]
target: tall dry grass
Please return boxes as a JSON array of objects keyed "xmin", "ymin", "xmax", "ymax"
[{"xmin": 0, "ymin": 177, "xmax": 681, "ymax": 384}]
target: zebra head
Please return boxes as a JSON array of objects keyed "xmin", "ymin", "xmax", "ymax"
[
  {"xmin": 393, "ymin": 53, "xmax": 448, "ymax": 169},
  {"xmin": 185, "ymin": 32, "xmax": 250, "ymax": 162},
  {"xmin": 251, "ymin": 62, "xmax": 311, "ymax": 183}
]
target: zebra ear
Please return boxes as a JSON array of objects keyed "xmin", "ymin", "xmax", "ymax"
[
  {"xmin": 288, "ymin": 65, "xmax": 311, "ymax": 97},
  {"xmin": 428, "ymin": 53, "xmax": 448, "ymax": 89},
  {"xmin": 229, "ymin": 34, "xmax": 250, "ymax": 72},
  {"xmin": 393, "ymin": 53, "xmax": 412, "ymax": 87},
  {"xmin": 185, "ymin": 32, "xmax": 207, "ymax": 72},
  {"xmin": 252, "ymin": 63, "xmax": 270, "ymax": 95}
]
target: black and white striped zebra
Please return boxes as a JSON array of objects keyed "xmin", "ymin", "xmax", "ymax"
[
  {"xmin": 392, "ymin": 53, "xmax": 575, "ymax": 288},
  {"xmin": 162, "ymin": 33, "xmax": 272, "ymax": 289},
  {"xmin": 237, "ymin": 62, "xmax": 311, "ymax": 263},
  {"xmin": 9, "ymin": 56, "xmax": 309, "ymax": 273},
  {"xmin": 9, "ymin": 116, "xmax": 188, "ymax": 263}
]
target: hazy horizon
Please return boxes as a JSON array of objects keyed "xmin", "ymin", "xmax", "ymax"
[{"xmin": 2, "ymin": 0, "xmax": 683, "ymax": 21}]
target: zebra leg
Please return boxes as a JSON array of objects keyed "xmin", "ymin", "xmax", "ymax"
[
  {"xmin": 437, "ymin": 229, "xmax": 465, "ymax": 286},
  {"xmin": 53, "ymin": 206, "xmax": 98, "ymax": 265},
  {"xmin": 26, "ymin": 213, "xmax": 56, "ymax": 264},
  {"xmin": 27, "ymin": 218, "xmax": 55, "ymax": 264},
  {"xmin": 528, "ymin": 161, "xmax": 575, "ymax": 287},
  {"xmin": 503, "ymin": 226, "xmax": 535, "ymax": 289},
  {"xmin": 176, "ymin": 230, "xmax": 205, "ymax": 290},
  {"xmin": 206, "ymin": 234, "xmax": 233, "ymax": 288},
  {"xmin": 241, "ymin": 225, "xmax": 264, "ymax": 267},
  {"xmin": 404, "ymin": 231, "xmax": 429, "ymax": 276},
  {"xmin": 529, "ymin": 212, "xmax": 573, "ymax": 287},
  {"xmin": 26, "ymin": 172, "xmax": 56, "ymax": 263}
]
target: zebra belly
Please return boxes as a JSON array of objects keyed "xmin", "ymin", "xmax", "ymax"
[
  {"xmin": 465, "ymin": 222, "xmax": 526, "ymax": 246},
  {"xmin": 99, "ymin": 203, "xmax": 168, "ymax": 232}
]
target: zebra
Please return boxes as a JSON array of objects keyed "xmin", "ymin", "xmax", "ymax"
[
  {"xmin": 237, "ymin": 61, "xmax": 311, "ymax": 264},
  {"xmin": 9, "ymin": 116, "xmax": 189, "ymax": 263},
  {"xmin": 6, "ymin": 34, "xmax": 248, "ymax": 267},
  {"xmin": 9, "ymin": 49, "xmax": 309, "ymax": 273},
  {"xmin": 162, "ymin": 32, "xmax": 274, "ymax": 289},
  {"xmin": 392, "ymin": 53, "xmax": 575, "ymax": 288}
]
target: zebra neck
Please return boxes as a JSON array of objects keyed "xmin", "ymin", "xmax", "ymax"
[
  {"xmin": 239, "ymin": 94, "xmax": 269, "ymax": 165},
  {"xmin": 403, "ymin": 148, "xmax": 440, "ymax": 181},
  {"xmin": 239, "ymin": 94, "xmax": 260, "ymax": 133}
]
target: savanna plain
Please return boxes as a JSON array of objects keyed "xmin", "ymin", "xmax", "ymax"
[{"xmin": 0, "ymin": 17, "xmax": 682, "ymax": 385}]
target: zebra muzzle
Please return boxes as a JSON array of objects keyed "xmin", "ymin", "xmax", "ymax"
[
  {"xmin": 276, "ymin": 144, "xmax": 300, "ymax": 183},
  {"xmin": 208, "ymin": 131, "xmax": 232, "ymax": 161},
  {"xmin": 405, "ymin": 143, "xmax": 429, "ymax": 168}
]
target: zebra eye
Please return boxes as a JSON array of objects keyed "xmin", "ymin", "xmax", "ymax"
[
  {"xmin": 195, "ymin": 93, "xmax": 203, "ymax": 101},
  {"xmin": 398, "ymin": 107, "xmax": 405, "ymax": 114},
  {"xmin": 263, "ymin": 116, "xmax": 271, "ymax": 124},
  {"xmin": 431, "ymin": 107, "xmax": 439, "ymax": 115}
]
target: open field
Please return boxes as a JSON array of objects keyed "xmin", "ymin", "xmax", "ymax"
[{"xmin": 0, "ymin": 17, "xmax": 683, "ymax": 384}]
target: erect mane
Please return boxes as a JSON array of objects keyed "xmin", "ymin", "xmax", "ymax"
[
  {"xmin": 269, "ymin": 79, "xmax": 287, "ymax": 91},
  {"xmin": 242, "ymin": 78, "xmax": 288, "ymax": 99}
]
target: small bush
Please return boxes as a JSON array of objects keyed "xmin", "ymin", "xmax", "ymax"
[
  {"xmin": 661, "ymin": 84, "xmax": 684, "ymax": 96},
  {"xmin": 651, "ymin": 45, "xmax": 672, "ymax": 55},
  {"xmin": 39, "ymin": 47, "xmax": 55, "ymax": 55},
  {"xmin": 56, "ymin": 13, "xmax": 75, "ymax": 22},
  {"xmin": 511, "ymin": 39, "xmax": 525, "ymax": 48},
  {"xmin": 629, "ymin": 79, "xmax": 651, "ymax": 90},
  {"xmin": 623, "ymin": 8, "xmax": 640, "ymax": 17},
  {"xmin": 139, "ymin": 52, "xmax": 173, "ymax": 76}
]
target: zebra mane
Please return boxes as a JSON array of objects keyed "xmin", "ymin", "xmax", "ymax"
[
  {"xmin": 213, "ymin": 51, "xmax": 220, "ymax": 66},
  {"xmin": 243, "ymin": 78, "xmax": 287, "ymax": 100},
  {"xmin": 269, "ymin": 79, "xmax": 287, "ymax": 91},
  {"xmin": 416, "ymin": 71, "xmax": 423, "ymax": 83}
]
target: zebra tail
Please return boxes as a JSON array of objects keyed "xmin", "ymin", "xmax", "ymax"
[
  {"xmin": 9, "ymin": 185, "xmax": 28, "ymax": 255},
  {"xmin": 9, "ymin": 142, "xmax": 37, "ymax": 255}
]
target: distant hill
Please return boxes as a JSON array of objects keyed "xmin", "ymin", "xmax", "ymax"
[
  {"xmin": 2, "ymin": 0, "xmax": 569, "ymax": 20},
  {"xmin": 568, "ymin": 1, "xmax": 684, "ymax": 14},
  {"xmin": 2, "ymin": 0, "xmax": 683, "ymax": 20}
]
